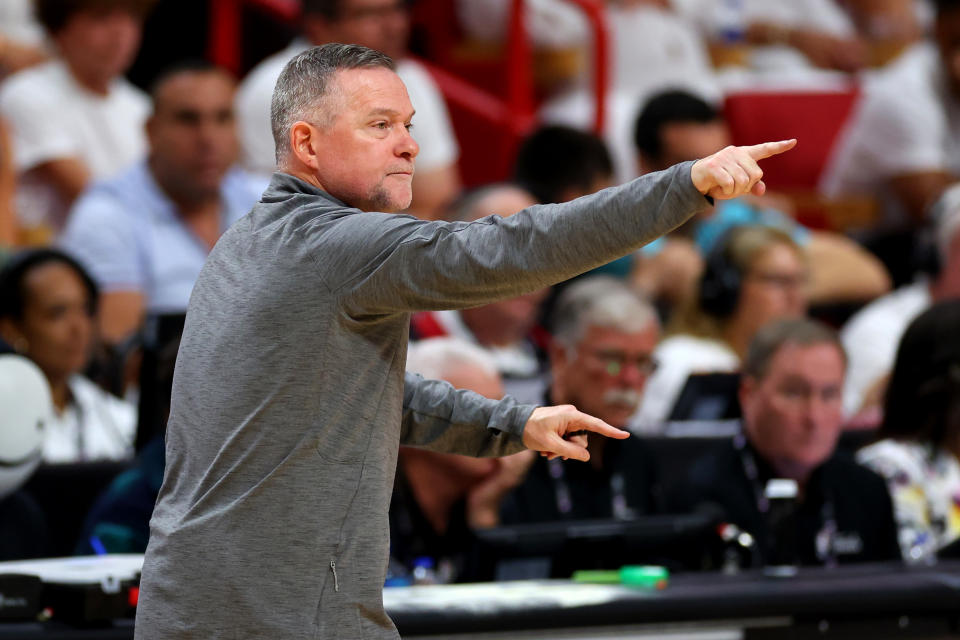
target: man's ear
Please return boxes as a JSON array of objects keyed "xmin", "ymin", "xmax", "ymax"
[{"xmin": 289, "ymin": 121, "xmax": 322, "ymax": 171}]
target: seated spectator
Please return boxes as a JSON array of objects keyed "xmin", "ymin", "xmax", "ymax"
[
  {"xmin": 0, "ymin": 0, "xmax": 155, "ymax": 236},
  {"xmin": 410, "ymin": 184, "xmax": 549, "ymax": 404},
  {"xmin": 0, "ymin": 249, "xmax": 136, "ymax": 463},
  {"xmin": 0, "ymin": 353, "xmax": 53, "ymax": 560},
  {"xmin": 60, "ymin": 62, "xmax": 261, "ymax": 345},
  {"xmin": 500, "ymin": 277, "xmax": 661, "ymax": 524},
  {"xmin": 0, "ymin": 0, "xmax": 48, "ymax": 79},
  {"xmin": 675, "ymin": 0, "xmax": 868, "ymax": 73},
  {"xmin": 512, "ymin": 124, "xmax": 695, "ymax": 309},
  {"xmin": 857, "ymin": 300, "xmax": 960, "ymax": 562},
  {"xmin": 822, "ymin": 0, "xmax": 960, "ymax": 228},
  {"xmin": 392, "ymin": 337, "xmax": 535, "ymax": 582},
  {"xmin": 538, "ymin": 1, "xmax": 719, "ymax": 182},
  {"xmin": 235, "ymin": 0, "xmax": 460, "ymax": 220},
  {"xmin": 671, "ymin": 318, "xmax": 901, "ymax": 567},
  {"xmin": 636, "ymin": 225, "xmax": 807, "ymax": 429},
  {"xmin": 841, "ymin": 182, "xmax": 960, "ymax": 416},
  {"xmin": 634, "ymin": 90, "xmax": 891, "ymax": 306}
]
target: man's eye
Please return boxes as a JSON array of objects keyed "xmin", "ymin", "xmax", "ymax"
[
  {"xmin": 374, "ymin": 122, "xmax": 389, "ymax": 130},
  {"xmin": 405, "ymin": 123, "xmax": 414, "ymax": 131}
]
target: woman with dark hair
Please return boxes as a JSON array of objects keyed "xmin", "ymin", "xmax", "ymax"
[
  {"xmin": 857, "ymin": 300, "xmax": 960, "ymax": 562},
  {"xmin": 0, "ymin": 248, "xmax": 135, "ymax": 462}
]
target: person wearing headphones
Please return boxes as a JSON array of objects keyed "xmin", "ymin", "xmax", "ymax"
[{"xmin": 636, "ymin": 225, "xmax": 807, "ymax": 430}]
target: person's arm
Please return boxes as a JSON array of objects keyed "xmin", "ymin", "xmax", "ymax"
[
  {"xmin": 401, "ymin": 372, "xmax": 628, "ymax": 461},
  {"xmin": 888, "ymin": 171, "xmax": 954, "ymax": 224},
  {"xmin": 339, "ymin": 142, "xmax": 793, "ymax": 317},
  {"xmin": 805, "ymin": 231, "xmax": 891, "ymax": 304},
  {"xmin": 465, "ymin": 450, "xmax": 536, "ymax": 529},
  {"xmin": 0, "ymin": 118, "xmax": 16, "ymax": 246},
  {"xmin": 32, "ymin": 157, "xmax": 91, "ymax": 206},
  {"xmin": 60, "ymin": 188, "xmax": 145, "ymax": 343}
]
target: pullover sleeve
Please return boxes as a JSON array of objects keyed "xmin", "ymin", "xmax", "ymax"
[
  {"xmin": 400, "ymin": 372, "xmax": 534, "ymax": 457},
  {"xmin": 331, "ymin": 162, "xmax": 709, "ymax": 317}
]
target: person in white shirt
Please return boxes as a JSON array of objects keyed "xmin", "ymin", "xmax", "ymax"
[
  {"xmin": 0, "ymin": 249, "xmax": 136, "ymax": 463},
  {"xmin": 0, "ymin": 0, "xmax": 154, "ymax": 236},
  {"xmin": 636, "ymin": 225, "xmax": 808, "ymax": 430},
  {"xmin": 822, "ymin": 0, "xmax": 960, "ymax": 227},
  {"xmin": 235, "ymin": 0, "xmax": 460, "ymax": 220},
  {"xmin": 841, "ymin": 181, "xmax": 960, "ymax": 417},
  {"xmin": 540, "ymin": 0, "xmax": 720, "ymax": 182},
  {"xmin": 674, "ymin": 0, "xmax": 867, "ymax": 73}
]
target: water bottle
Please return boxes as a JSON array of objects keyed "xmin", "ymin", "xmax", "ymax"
[
  {"xmin": 763, "ymin": 478, "xmax": 799, "ymax": 577},
  {"xmin": 411, "ymin": 556, "xmax": 438, "ymax": 585},
  {"xmin": 715, "ymin": 0, "xmax": 746, "ymax": 44}
]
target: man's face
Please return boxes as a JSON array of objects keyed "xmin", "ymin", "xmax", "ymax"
[
  {"xmin": 311, "ymin": 67, "xmax": 418, "ymax": 212},
  {"xmin": 741, "ymin": 342, "xmax": 845, "ymax": 478},
  {"xmin": 147, "ymin": 71, "xmax": 238, "ymax": 201},
  {"xmin": 644, "ymin": 120, "xmax": 730, "ymax": 172},
  {"xmin": 56, "ymin": 9, "xmax": 143, "ymax": 84},
  {"xmin": 307, "ymin": 0, "xmax": 409, "ymax": 60},
  {"xmin": 552, "ymin": 323, "xmax": 659, "ymax": 428}
]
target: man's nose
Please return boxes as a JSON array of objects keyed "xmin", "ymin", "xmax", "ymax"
[{"xmin": 396, "ymin": 128, "xmax": 419, "ymax": 159}]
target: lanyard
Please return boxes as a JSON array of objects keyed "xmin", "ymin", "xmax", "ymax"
[
  {"xmin": 547, "ymin": 457, "xmax": 633, "ymax": 520},
  {"xmin": 734, "ymin": 435, "xmax": 838, "ymax": 567}
]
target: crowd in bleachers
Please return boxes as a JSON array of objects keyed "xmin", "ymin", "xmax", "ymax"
[{"xmin": 1, "ymin": 0, "xmax": 960, "ymax": 588}]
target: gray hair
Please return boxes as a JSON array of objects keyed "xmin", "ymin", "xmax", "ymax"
[
  {"xmin": 406, "ymin": 337, "xmax": 499, "ymax": 381},
  {"xmin": 551, "ymin": 276, "xmax": 659, "ymax": 349},
  {"xmin": 270, "ymin": 43, "xmax": 395, "ymax": 165},
  {"xmin": 743, "ymin": 317, "xmax": 846, "ymax": 380}
]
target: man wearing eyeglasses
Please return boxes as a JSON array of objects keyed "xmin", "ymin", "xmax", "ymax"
[{"xmin": 500, "ymin": 276, "xmax": 663, "ymax": 524}]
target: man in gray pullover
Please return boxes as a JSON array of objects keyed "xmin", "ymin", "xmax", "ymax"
[{"xmin": 134, "ymin": 43, "xmax": 794, "ymax": 639}]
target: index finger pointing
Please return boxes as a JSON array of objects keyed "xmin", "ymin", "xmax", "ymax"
[
  {"xmin": 568, "ymin": 412, "xmax": 630, "ymax": 440},
  {"xmin": 744, "ymin": 138, "xmax": 797, "ymax": 161}
]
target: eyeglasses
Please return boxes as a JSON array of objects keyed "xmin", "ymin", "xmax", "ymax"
[
  {"xmin": 586, "ymin": 349, "xmax": 658, "ymax": 377},
  {"xmin": 748, "ymin": 271, "xmax": 808, "ymax": 290}
]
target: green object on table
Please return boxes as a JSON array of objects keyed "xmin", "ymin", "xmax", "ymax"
[{"xmin": 571, "ymin": 565, "xmax": 669, "ymax": 589}]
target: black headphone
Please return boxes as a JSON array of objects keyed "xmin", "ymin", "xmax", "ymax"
[{"xmin": 698, "ymin": 229, "xmax": 743, "ymax": 319}]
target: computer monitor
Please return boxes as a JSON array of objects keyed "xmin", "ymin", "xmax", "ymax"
[
  {"xmin": 668, "ymin": 372, "xmax": 742, "ymax": 422},
  {"xmin": 465, "ymin": 513, "xmax": 722, "ymax": 582}
]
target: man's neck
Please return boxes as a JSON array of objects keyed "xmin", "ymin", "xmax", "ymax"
[
  {"xmin": 64, "ymin": 58, "xmax": 111, "ymax": 96},
  {"xmin": 48, "ymin": 375, "xmax": 72, "ymax": 413},
  {"xmin": 281, "ymin": 167, "xmax": 325, "ymax": 192}
]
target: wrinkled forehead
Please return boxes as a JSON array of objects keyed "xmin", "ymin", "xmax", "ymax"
[{"xmin": 327, "ymin": 67, "xmax": 413, "ymax": 120}]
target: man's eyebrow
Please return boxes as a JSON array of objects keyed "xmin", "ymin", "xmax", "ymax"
[{"xmin": 367, "ymin": 107, "xmax": 416, "ymax": 120}]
